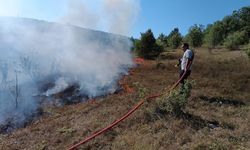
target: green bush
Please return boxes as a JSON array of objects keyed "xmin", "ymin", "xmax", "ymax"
[
  {"xmin": 132, "ymin": 82, "xmax": 148, "ymax": 99},
  {"xmin": 157, "ymin": 33, "xmax": 169, "ymax": 50},
  {"xmin": 168, "ymin": 28, "xmax": 183, "ymax": 49},
  {"xmin": 135, "ymin": 29, "xmax": 163, "ymax": 59},
  {"xmin": 186, "ymin": 24, "xmax": 204, "ymax": 47},
  {"xmin": 246, "ymin": 43, "xmax": 250, "ymax": 58},
  {"xmin": 155, "ymin": 81, "xmax": 193, "ymax": 117},
  {"xmin": 203, "ymin": 22, "xmax": 225, "ymax": 48},
  {"xmin": 224, "ymin": 31, "xmax": 248, "ymax": 50}
]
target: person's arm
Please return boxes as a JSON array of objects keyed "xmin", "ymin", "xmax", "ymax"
[
  {"xmin": 184, "ymin": 59, "xmax": 192, "ymax": 71},
  {"xmin": 184, "ymin": 51, "xmax": 193, "ymax": 71},
  {"xmin": 175, "ymin": 58, "xmax": 181, "ymax": 68}
]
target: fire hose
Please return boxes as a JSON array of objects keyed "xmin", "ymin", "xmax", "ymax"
[{"xmin": 67, "ymin": 62, "xmax": 192, "ymax": 150}]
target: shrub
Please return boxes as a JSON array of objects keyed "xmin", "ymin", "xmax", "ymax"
[
  {"xmin": 246, "ymin": 49, "xmax": 250, "ymax": 58},
  {"xmin": 246, "ymin": 43, "xmax": 250, "ymax": 58},
  {"xmin": 168, "ymin": 28, "xmax": 183, "ymax": 49},
  {"xmin": 203, "ymin": 22, "xmax": 225, "ymax": 48},
  {"xmin": 135, "ymin": 29, "xmax": 163, "ymax": 59},
  {"xmin": 132, "ymin": 82, "xmax": 148, "ymax": 99},
  {"xmin": 224, "ymin": 31, "xmax": 248, "ymax": 50},
  {"xmin": 155, "ymin": 81, "xmax": 193, "ymax": 117},
  {"xmin": 157, "ymin": 33, "xmax": 168, "ymax": 50},
  {"xmin": 186, "ymin": 24, "xmax": 204, "ymax": 47}
]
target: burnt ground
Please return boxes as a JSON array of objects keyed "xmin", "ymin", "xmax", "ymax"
[{"xmin": 0, "ymin": 48, "xmax": 250, "ymax": 150}]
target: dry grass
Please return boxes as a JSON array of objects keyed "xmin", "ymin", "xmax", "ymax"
[{"xmin": 0, "ymin": 48, "xmax": 249, "ymax": 150}]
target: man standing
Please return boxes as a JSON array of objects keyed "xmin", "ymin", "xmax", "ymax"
[{"xmin": 179, "ymin": 43, "xmax": 194, "ymax": 87}]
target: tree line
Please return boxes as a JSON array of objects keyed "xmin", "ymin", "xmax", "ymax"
[{"xmin": 133, "ymin": 6, "xmax": 250, "ymax": 59}]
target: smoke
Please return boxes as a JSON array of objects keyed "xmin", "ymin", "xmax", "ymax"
[
  {"xmin": 61, "ymin": 0, "xmax": 140, "ymax": 35},
  {"xmin": 0, "ymin": 0, "xmax": 21, "ymax": 17},
  {"xmin": 0, "ymin": 17, "xmax": 133, "ymax": 131},
  {"xmin": 44, "ymin": 77, "xmax": 69, "ymax": 96},
  {"xmin": 61, "ymin": 0, "xmax": 100, "ymax": 29},
  {"xmin": 103, "ymin": 0, "xmax": 140, "ymax": 35}
]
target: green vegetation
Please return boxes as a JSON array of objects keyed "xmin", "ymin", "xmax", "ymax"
[
  {"xmin": 156, "ymin": 29, "xmax": 183, "ymax": 51},
  {"xmin": 203, "ymin": 22, "xmax": 225, "ymax": 48},
  {"xmin": 153, "ymin": 81, "xmax": 192, "ymax": 117},
  {"xmin": 245, "ymin": 43, "xmax": 250, "ymax": 58},
  {"xmin": 134, "ymin": 29, "xmax": 163, "ymax": 59},
  {"xmin": 132, "ymin": 28, "xmax": 183, "ymax": 58},
  {"xmin": 56, "ymin": 127, "xmax": 76, "ymax": 134},
  {"xmin": 132, "ymin": 6, "xmax": 250, "ymax": 57},
  {"xmin": 204, "ymin": 6, "xmax": 250, "ymax": 48},
  {"xmin": 167, "ymin": 28, "xmax": 183, "ymax": 49},
  {"xmin": 185, "ymin": 24, "xmax": 204, "ymax": 47},
  {"xmin": 224, "ymin": 31, "xmax": 248, "ymax": 50},
  {"xmin": 156, "ymin": 33, "xmax": 168, "ymax": 49},
  {"xmin": 132, "ymin": 82, "xmax": 148, "ymax": 99},
  {"xmin": 146, "ymin": 82, "xmax": 192, "ymax": 120}
]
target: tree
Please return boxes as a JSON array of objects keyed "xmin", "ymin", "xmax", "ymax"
[
  {"xmin": 204, "ymin": 21, "xmax": 225, "ymax": 48},
  {"xmin": 130, "ymin": 36, "xmax": 137, "ymax": 51},
  {"xmin": 222, "ymin": 15, "xmax": 240, "ymax": 36},
  {"xmin": 135, "ymin": 29, "xmax": 163, "ymax": 59},
  {"xmin": 168, "ymin": 28, "xmax": 182, "ymax": 49},
  {"xmin": 234, "ymin": 6, "xmax": 250, "ymax": 37},
  {"xmin": 157, "ymin": 33, "xmax": 168, "ymax": 49},
  {"xmin": 202, "ymin": 6, "xmax": 250, "ymax": 48},
  {"xmin": 246, "ymin": 43, "xmax": 250, "ymax": 58},
  {"xmin": 186, "ymin": 24, "xmax": 204, "ymax": 47},
  {"xmin": 224, "ymin": 31, "xmax": 248, "ymax": 50}
]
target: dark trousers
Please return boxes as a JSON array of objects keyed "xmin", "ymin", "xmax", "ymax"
[
  {"xmin": 179, "ymin": 70, "xmax": 191, "ymax": 93},
  {"xmin": 179, "ymin": 70, "xmax": 191, "ymax": 84}
]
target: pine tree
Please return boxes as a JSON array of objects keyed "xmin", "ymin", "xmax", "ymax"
[
  {"xmin": 135, "ymin": 29, "xmax": 163, "ymax": 59},
  {"xmin": 168, "ymin": 28, "xmax": 182, "ymax": 49}
]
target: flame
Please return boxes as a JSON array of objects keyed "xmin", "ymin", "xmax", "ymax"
[
  {"xmin": 133, "ymin": 57, "xmax": 144, "ymax": 64},
  {"xmin": 119, "ymin": 75, "xmax": 134, "ymax": 94},
  {"xmin": 116, "ymin": 57, "xmax": 144, "ymax": 94},
  {"xmin": 88, "ymin": 99, "xmax": 97, "ymax": 104},
  {"xmin": 123, "ymin": 84, "xmax": 134, "ymax": 93}
]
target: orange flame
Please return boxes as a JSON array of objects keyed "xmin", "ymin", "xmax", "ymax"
[
  {"xmin": 123, "ymin": 84, "xmax": 134, "ymax": 93},
  {"xmin": 88, "ymin": 99, "xmax": 97, "ymax": 104},
  {"xmin": 119, "ymin": 75, "xmax": 134, "ymax": 94},
  {"xmin": 133, "ymin": 57, "xmax": 144, "ymax": 64}
]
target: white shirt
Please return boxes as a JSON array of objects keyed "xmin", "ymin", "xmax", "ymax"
[{"xmin": 181, "ymin": 49, "xmax": 193, "ymax": 70}]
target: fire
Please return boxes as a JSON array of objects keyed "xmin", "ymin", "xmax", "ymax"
[
  {"xmin": 119, "ymin": 75, "xmax": 134, "ymax": 94},
  {"xmin": 88, "ymin": 99, "xmax": 97, "ymax": 104},
  {"xmin": 117, "ymin": 57, "xmax": 145, "ymax": 93},
  {"xmin": 116, "ymin": 57, "xmax": 145, "ymax": 94},
  {"xmin": 133, "ymin": 57, "xmax": 144, "ymax": 64},
  {"xmin": 123, "ymin": 84, "xmax": 134, "ymax": 93}
]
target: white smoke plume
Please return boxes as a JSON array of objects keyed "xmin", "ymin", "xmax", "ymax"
[
  {"xmin": 0, "ymin": 17, "xmax": 133, "ymax": 131},
  {"xmin": 61, "ymin": 0, "xmax": 100, "ymax": 29},
  {"xmin": 61, "ymin": 0, "xmax": 140, "ymax": 35},
  {"xmin": 0, "ymin": 0, "xmax": 140, "ymax": 132},
  {"xmin": 103, "ymin": 0, "xmax": 140, "ymax": 35}
]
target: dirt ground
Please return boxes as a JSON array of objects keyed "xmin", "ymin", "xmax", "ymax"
[{"xmin": 0, "ymin": 48, "xmax": 250, "ymax": 150}]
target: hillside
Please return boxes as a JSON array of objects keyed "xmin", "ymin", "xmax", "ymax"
[
  {"xmin": 0, "ymin": 17, "xmax": 133, "ymax": 134},
  {"xmin": 0, "ymin": 48, "xmax": 249, "ymax": 150}
]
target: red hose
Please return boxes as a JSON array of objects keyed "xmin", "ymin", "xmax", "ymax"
[
  {"xmin": 67, "ymin": 62, "xmax": 191, "ymax": 150},
  {"xmin": 67, "ymin": 100, "xmax": 145, "ymax": 150}
]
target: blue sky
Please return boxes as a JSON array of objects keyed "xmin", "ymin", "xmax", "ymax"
[
  {"xmin": 133, "ymin": 0, "xmax": 250, "ymax": 38},
  {"xmin": 0, "ymin": 0, "xmax": 249, "ymax": 38}
]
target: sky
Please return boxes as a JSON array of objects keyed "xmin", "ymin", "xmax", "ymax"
[
  {"xmin": 133, "ymin": 0, "xmax": 250, "ymax": 38},
  {"xmin": 0, "ymin": 0, "xmax": 249, "ymax": 38}
]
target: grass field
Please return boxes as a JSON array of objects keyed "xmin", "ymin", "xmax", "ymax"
[{"xmin": 0, "ymin": 48, "xmax": 250, "ymax": 150}]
